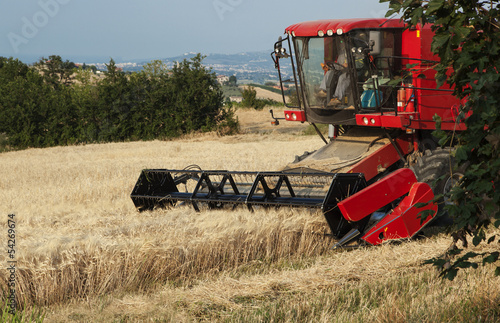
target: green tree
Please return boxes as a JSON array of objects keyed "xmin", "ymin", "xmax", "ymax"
[
  {"xmin": 0, "ymin": 56, "xmax": 80, "ymax": 148},
  {"xmin": 288, "ymin": 87, "xmax": 300, "ymax": 107},
  {"xmin": 241, "ymin": 85, "xmax": 265, "ymax": 110},
  {"xmin": 0, "ymin": 58, "xmax": 49, "ymax": 147},
  {"xmin": 97, "ymin": 58, "xmax": 132, "ymax": 141},
  {"xmin": 36, "ymin": 55, "xmax": 75, "ymax": 89},
  {"xmin": 129, "ymin": 59, "xmax": 172, "ymax": 139},
  {"xmin": 228, "ymin": 75, "xmax": 237, "ymax": 87},
  {"xmin": 382, "ymin": 0, "xmax": 500, "ymax": 279},
  {"xmin": 167, "ymin": 54, "xmax": 234, "ymax": 135},
  {"xmin": 241, "ymin": 85, "xmax": 256, "ymax": 107},
  {"xmin": 72, "ymin": 66, "xmax": 101, "ymax": 142}
]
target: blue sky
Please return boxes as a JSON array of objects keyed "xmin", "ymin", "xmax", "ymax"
[{"xmin": 0, "ymin": 0, "xmax": 392, "ymax": 62}]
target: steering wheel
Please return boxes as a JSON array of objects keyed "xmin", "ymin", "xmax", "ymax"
[{"xmin": 326, "ymin": 61, "xmax": 347, "ymax": 71}]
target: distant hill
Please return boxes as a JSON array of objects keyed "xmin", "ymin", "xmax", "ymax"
[
  {"xmin": 162, "ymin": 51, "xmax": 270, "ymax": 66},
  {"xmin": 145, "ymin": 51, "xmax": 292, "ymax": 84},
  {"xmin": 0, "ymin": 51, "xmax": 292, "ymax": 84}
]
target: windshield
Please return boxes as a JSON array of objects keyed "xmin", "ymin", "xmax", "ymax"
[
  {"xmin": 293, "ymin": 31, "xmax": 400, "ymax": 111},
  {"xmin": 294, "ymin": 36, "xmax": 354, "ymax": 109}
]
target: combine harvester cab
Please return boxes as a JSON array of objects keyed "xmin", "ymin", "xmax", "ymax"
[{"xmin": 132, "ymin": 18, "xmax": 465, "ymax": 248}]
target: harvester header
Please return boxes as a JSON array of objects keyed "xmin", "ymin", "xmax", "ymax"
[{"xmin": 131, "ymin": 167, "xmax": 437, "ymax": 247}]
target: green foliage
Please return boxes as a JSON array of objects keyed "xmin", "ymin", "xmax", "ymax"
[
  {"xmin": 382, "ymin": 0, "xmax": 500, "ymax": 279},
  {"xmin": 0, "ymin": 133, "xmax": 9, "ymax": 152},
  {"xmin": 168, "ymin": 55, "xmax": 228, "ymax": 134},
  {"xmin": 0, "ymin": 301, "xmax": 45, "ymax": 322},
  {"xmin": 35, "ymin": 55, "xmax": 76, "ymax": 89},
  {"xmin": 288, "ymin": 87, "xmax": 300, "ymax": 107},
  {"xmin": 241, "ymin": 85, "xmax": 264, "ymax": 110},
  {"xmin": 199, "ymin": 269, "xmax": 500, "ymax": 322},
  {"xmin": 215, "ymin": 104, "xmax": 240, "ymax": 136},
  {"xmin": 0, "ymin": 54, "xmax": 238, "ymax": 149},
  {"xmin": 239, "ymin": 84, "xmax": 282, "ymax": 110},
  {"xmin": 302, "ymin": 123, "xmax": 329, "ymax": 136},
  {"xmin": 221, "ymin": 84, "xmax": 241, "ymax": 98},
  {"xmin": 227, "ymin": 75, "xmax": 237, "ymax": 86}
]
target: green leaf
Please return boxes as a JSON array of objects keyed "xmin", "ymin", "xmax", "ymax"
[
  {"xmin": 454, "ymin": 26, "xmax": 472, "ymax": 40},
  {"xmin": 418, "ymin": 209, "xmax": 436, "ymax": 224},
  {"xmin": 483, "ymin": 252, "xmax": 499, "ymax": 265},
  {"xmin": 483, "ymin": 200, "xmax": 497, "ymax": 214},
  {"xmin": 448, "ymin": 248, "xmax": 464, "ymax": 257},
  {"xmin": 455, "ymin": 146, "xmax": 468, "ymax": 162},
  {"xmin": 411, "ymin": 7, "xmax": 424, "ymax": 26},
  {"xmin": 385, "ymin": 9, "xmax": 398, "ymax": 17},
  {"xmin": 431, "ymin": 34, "xmax": 450, "ymax": 53},
  {"xmin": 402, "ymin": 0, "xmax": 414, "ymax": 7},
  {"xmin": 444, "ymin": 268, "xmax": 458, "ymax": 281},
  {"xmin": 426, "ymin": 0, "xmax": 445, "ymax": 15}
]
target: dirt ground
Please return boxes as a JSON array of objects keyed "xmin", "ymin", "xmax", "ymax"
[
  {"xmin": 235, "ymin": 107, "xmax": 309, "ymax": 134},
  {"xmin": 253, "ymin": 86, "xmax": 285, "ymax": 102}
]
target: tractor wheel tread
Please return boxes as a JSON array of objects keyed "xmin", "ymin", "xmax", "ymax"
[
  {"xmin": 409, "ymin": 148, "xmax": 460, "ymax": 227},
  {"xmin": 413, "ymin": 148, "xmax": 453, "ymax": 179}
]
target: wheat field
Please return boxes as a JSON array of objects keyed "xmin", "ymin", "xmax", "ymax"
[{"xmin": 0, "ymin": 109, "xmax": 499, "ymax": 322}]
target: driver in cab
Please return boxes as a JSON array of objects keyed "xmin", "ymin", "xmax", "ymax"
[{"xmin": 318, "ymin": 41, "xmax": 349, "ymax": 106}]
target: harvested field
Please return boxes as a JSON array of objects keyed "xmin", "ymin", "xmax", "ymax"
[
  {"xmin": 235, "ymin": 106, "xmax": 308, "ymax": 134},
  {"xmin": 0, "ymin": 109, "xmax": 499, "ymax": 322},
  {"xmin": 252, "ymin": 86, "xmax": 284, "ymax": 102}
]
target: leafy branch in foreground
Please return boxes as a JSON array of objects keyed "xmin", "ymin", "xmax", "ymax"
[{"xmin": 381, "ymin": 0, "xmax": 500, "ymax": 279}]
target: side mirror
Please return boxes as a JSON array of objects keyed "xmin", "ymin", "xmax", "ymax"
[
  {"xmin": 274, "ymin": 36, "xmax": 282, "ymax": 53},
  {"xmin": 274, "ymin": 36, "xmax": 289, "ymax": 58}
]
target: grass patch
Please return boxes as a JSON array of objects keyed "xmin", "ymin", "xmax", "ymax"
[
  {"xmin": 302, "ymin": 123, "xmax": 329, "ymax": 136},
  {"xmin": 229, "ymin": 256, "xmax": 318, "ymax": 280},
  {"xmin": 0, "ymin": 301, "xmax": 46, "ymax": 323},
  {"xmin": 213, "ymin": 269, "xmax": 500, "ymax": 322},
  {"xmin": 221, "ymin": 85, "xmax": 241, "ymax": 98}
]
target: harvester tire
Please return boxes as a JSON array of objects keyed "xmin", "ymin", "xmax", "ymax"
[{"xmin": 409, "ymin": 147, "xmax": 463, "ymax": 226}]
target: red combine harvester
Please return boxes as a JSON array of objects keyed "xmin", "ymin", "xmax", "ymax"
[{"xmin": 131, "ymin": 18, "xmax": 464, "ymax": 248}]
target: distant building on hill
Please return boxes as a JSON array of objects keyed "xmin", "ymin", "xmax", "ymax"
[
  {"xmin": 229, "ymin": 96, "xmax": 242, "ymax": 103},
  {"xmin": 217, "ymin": 75, "xmax": 230, "ymax": 85}
]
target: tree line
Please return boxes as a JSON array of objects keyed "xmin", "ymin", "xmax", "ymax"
[{"xmin": 0, "ymin": 54, "xmax": 238, "ymax": 149}]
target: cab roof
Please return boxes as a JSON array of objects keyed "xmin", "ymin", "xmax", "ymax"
[{"xmin": 285, "ymin": 18, "xmax": 407, "ymax": 37}]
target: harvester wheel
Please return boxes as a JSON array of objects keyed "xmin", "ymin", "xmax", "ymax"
[{"xmin": 409, "ymin": 147, "xmax": 463, "ymax": 226}]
